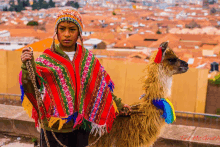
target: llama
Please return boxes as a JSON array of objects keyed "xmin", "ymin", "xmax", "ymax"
[{"xmin": 89, "ymin": 42, "xmax": 189, "ymax": 147}]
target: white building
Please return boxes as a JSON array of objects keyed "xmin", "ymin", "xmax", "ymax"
[
  {"xmin": 0, "ymin": 30, "xmax": 10, "ymax": 37},
  {"xmin": 0, "ymin": 36, "xmax": 36, "ymax": 51},
  {"xmin": 83, "ymin": 38, "xmax": 106, "ymax": 50}
]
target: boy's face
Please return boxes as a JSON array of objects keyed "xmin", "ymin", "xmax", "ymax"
[{"xmin": 57, "ymin": 21, "xmax": 79, "ymax": 48}]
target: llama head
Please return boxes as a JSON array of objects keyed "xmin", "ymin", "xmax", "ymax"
[
  {"xmin": 152, "ymin": 41, "xmax": 188, "ymax": 77},
  {"xmin": 143, "ymin": 41, "xmax": 188, "ymax": 99}
]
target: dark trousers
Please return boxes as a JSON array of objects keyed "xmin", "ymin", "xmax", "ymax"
[{"xmin": 40, "ymin": 128, "xmax": 90, "ymax": 147}]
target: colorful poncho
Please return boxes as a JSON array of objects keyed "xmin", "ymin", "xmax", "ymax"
[{"xmin": 19, "ymin": 44, "xmax": 118, "ymax": 135}]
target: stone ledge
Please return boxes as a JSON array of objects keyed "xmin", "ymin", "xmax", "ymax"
[
  {"xmin": 158, "ymin": 124, "xmax": 220, "ymax": 146},
  {"xmin": 0, "ymin": 104, "xmax": 39, "ymax": 139},
  {"xmin": 0, "ymin": 104, "xmax": 220, "ymax": 146}
]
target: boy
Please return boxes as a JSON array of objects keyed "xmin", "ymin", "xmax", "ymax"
[{"xmin": 20, "ymin": 8, "xmax": 130, "ymax": 147}]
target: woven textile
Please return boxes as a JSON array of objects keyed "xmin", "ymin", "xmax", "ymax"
[
  {"xmin": 55, "ymin": 9, "xmax": 83, "ymax": 36},
  {"xmin": 19, "ymin": 44, "xmax": 117, "ymax": 134}
]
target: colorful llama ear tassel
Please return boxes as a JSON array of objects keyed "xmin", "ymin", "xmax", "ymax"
[
  {"xmin": 154, "ymin": 41, "xmax": 169, "ymax": 63},
  {"xmin": 154, "ymin": 47, "xmax": 163, "ymax": 63}
]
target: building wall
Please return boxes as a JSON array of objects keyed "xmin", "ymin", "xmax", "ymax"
[
  {"xmin": 205, "ymin": 82, "xmax": 220, "ymax": 114},
  {"xmin": 0, "ymin": 50, "xmax": 42, "ymax": 94},
  {"xmin": 171, "ymin": 68, "xmax": 209, "ymax": 115},
  {"xmin": 0, "ymin": 51, "xmax": 209, "ymax": 113},
  {"xmin": 0, "ymin": 50, "xmax": 7, "ymax": 93},
  {"xmin": 0, "ymin": 31, "xmax": 10, "ymax": 37}
]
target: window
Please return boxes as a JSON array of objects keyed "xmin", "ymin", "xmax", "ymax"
[{"xmin": 210, "ymin": 62, "xmax": 219, "ymax": 72}]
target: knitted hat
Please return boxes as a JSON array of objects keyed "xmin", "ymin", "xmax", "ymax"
[{"xmin": 51, "ymin": 8, "xmax": 84, "ymax": 51}]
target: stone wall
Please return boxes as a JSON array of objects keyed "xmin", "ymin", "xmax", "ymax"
[{"xmin": 205, "ymin": 81, "xmax": 220, "ymax": 114}]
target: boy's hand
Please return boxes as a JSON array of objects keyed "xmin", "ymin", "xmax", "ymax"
[
  {"xmin": 120, "ymin": 104, "xmax": 131, "ymax": 116},
  {"xmin": 21, "ymin": 47, "xmax": 33, "ymax": 63}
]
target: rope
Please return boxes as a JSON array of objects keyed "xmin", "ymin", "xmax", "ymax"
[
  {"xmin": 86, "ymin": 135, "xmax": 101, "ymax": 147},
  {"xmin": 26, "ymin": 47, "xmax": 67, "ymax": 147}
]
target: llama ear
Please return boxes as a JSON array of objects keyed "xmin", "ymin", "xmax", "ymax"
[
  {"xmin": 154, "ymin": 41, "xmax": 169, "ymax": 63},
  {"xmin": 159, "ymin": 41, "xmax": 169, "ymax": 53}
]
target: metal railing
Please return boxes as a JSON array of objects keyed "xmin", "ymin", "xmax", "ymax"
[
  {"xmin": 173, "ymin": 111, "xmax": 220, "ymax": 129},
  {"xmin": 1, "ymin": 93, "xmax": 220, "ymax": 129}
]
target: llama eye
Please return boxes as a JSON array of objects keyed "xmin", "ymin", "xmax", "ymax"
[{"xmin": 168, "ymin": 58, "xmax": 177, "ymax": 63}]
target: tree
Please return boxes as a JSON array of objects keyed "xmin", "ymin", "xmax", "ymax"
[
  {"xmin": 32, "ymin": 0, "xmax": 39, "ymax": 10},
  {"xmin": 112, "ymin": 11, "xmax": 116, "ymax": 15},
  {"xmin": 209, "ymin": 0, "xmax": 215, "ymax": 4},
  {"xmin": 11, "ymin": 0, "xmax": 26, "ymax": 12},
  {"xmin": 48, "ymin": 0, "xmax": 55, "ymax": 8},
  {"xmin": 9, "ymin": 0, "xmax": 15, "ymax": 11},
  {"xmin": 9, "ymin": 6, "xmax": 14, "ymax": 11},
  {"xmin": 3, "ymin": 6, "xmax": 8, "ymax": 11},
  {"xmin": 9, "ymin": 0, "xmax": 15, "ymax": 6},
  {"xmin": 22, "ymin": 0, "xmax": 30, "ymax": 7},
  {"xmin": 65, "ymin": 1, "xmax": 79, "ymax": 9},
  {"xmin": 156, "ymin": 30, "xmax": 162, "ymax": 34},
  {"xmin": 27, "ymin": 21, "xmax": 38, "ymax": 26},
  {"xmin": 74, "ymin": 2, "xmax": 79, "ymax": 9},
  {"xmin": 38, "ymin": 0, "xmax": 44, "ymax": 8},
  {"xmin": 42, "ymin": 1, "xmax": 49, "ymax": 9},
  {"xmin": 25, "ymin": 0, "xmax": 30, "ymax": 6}
]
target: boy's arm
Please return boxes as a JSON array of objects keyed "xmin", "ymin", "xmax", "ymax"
[
  {"xmin": 21, "ymin": 57, "xmax": 40, "ymax": 96},
  {"xmin": 112, "ymin": 93, "xmax": 132, "ymax": 115},
  {"xmin": 112, "ymin": 93, "xmax": 124, "ymax": 112}
]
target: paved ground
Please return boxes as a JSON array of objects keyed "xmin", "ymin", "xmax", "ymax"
[{"xmin": 0, "ymin": 133, "xmax": 37, "ymax": 147}]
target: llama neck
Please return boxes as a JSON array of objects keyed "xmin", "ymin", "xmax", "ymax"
[
  {"xmin": 143, "ymin": 64, "xmax": 173, "ymax": 100},
  {"xmin": 158, "ymin": 65, "xmax": 173, "ymax": 98}
]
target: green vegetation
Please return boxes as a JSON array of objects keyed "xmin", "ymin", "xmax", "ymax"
[
  {"xmin": 216, "ymin": 108, "xmax": 220, "ymax": 115},
  {"xmin": 112, "ymin": 11, "xmax": 116, "ymax": 15},
  {"xmin": 8, "ymin": 0, "xmax": 55, "ymax": 11},
  {"xmin": 3, "ymin": 6, "xmax": 8, "ymax": 11},
  {"xmin": 9, "ymin": 0, "xmax": 31, "ymax": 12},
  {"xmin": 31, "ymin": 137, "xmax": 37, "ymax": 142},
  {"xmin": 65, "ymin": 1, "xmax": 79, "ymax": 9},
  {"xmin": 156, "ymin": 30, "xmax": 162, "ymax": 34},
  {"xmin": 209, "ymin": 73, "xmax": 220, "ymax": 86},
  {"xmin": 48, "ymin": 0, "xmax": 55, "ymax": 8},
  {"xmin": 32, "ymin": 0, "xmax": 55, "ymax": 10},
  {"xmin": 127, "ymin": 27, "xmax": 132, "ymax": 31},
  {"xmin": 27, "ymin": 21, "xmax": 38, "ymax": 26}
]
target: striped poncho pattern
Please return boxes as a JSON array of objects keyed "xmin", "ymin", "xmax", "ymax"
[{"xmin": 19, "ymin": 44, "xmax": 118, "ymax": 135}]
